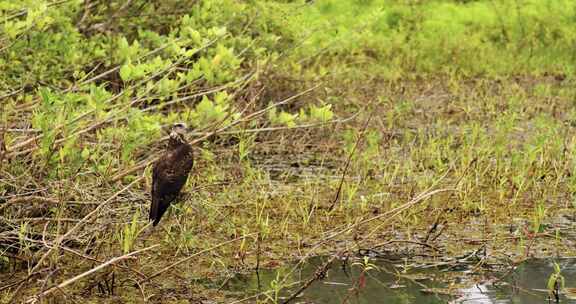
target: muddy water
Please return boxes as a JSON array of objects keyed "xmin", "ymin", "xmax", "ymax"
[{"xmin": 219, "ymin": 257, "xmax": 576, "ymax": 303}]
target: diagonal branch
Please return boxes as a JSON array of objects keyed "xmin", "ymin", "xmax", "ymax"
[
  {"xmin": 27, "ymin": 176, "xmax": 145, "ymax": 276},
  {"xmin": 141, "ymin": 233, "xmax": 256, "ymax": 283},
  {"xmin": 26, "ymin": 245, "xmax": 158, "ymax": 303},
  {"xmin": 110, "ymin": 84, "xmax": 321, "ymax": 182},
  {"xmin": 328, "ymin": 111, "xmax": 373, "ymax": 211}
]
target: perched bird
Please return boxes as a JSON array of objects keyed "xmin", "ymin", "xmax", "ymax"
[{"xmin": 149, "ymin": 122, "xmax": 194, "ymax": 226}]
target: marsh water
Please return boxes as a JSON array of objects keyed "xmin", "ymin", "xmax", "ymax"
[{"xmin": 216, "ymin": 257, "xmax": 576, "ymax": 303}]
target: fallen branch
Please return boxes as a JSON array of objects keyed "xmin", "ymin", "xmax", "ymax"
[
  {"xmin": 27, "ymin": 176, "xmax": 145, "ymax": 276},
  {"xmin": 26, "ymin": 245, "xmax": 158, "ymax": 303}
]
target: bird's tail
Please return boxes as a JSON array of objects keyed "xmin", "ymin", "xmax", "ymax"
[{"xmin": 149, "ymin": 197, "xmax": 160, "ymax": 226}]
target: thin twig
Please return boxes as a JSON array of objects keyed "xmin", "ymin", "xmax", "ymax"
[
  {"xmin": 110, "ymin": 84, "xmax": 320, "ymax": 182},
  {"xmin": 189, "ymin": 113, "xmax": 357, "ymax": 136},
  {"xmin": 370, "ymin": 239, "xmax": 440, "ymax": 252},
  {"xmin": 328, "ymin": 111, "xmax": 372, "ymax": 211},
  {"xmin": 319, "ymin": 188, "xmax": 458, "ymax": 246},
  {"xmin": 141, "ymin": 233, "xmax": 256, "ymax": 283}
]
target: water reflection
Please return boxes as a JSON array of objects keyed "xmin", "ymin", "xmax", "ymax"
[
  {"xmin": 220, "ymin": 257, "xmax": 576, "ymax": 304},
  {"xmin": 456, "ymin": 284, "xmax": 501, "ymax": 304}
]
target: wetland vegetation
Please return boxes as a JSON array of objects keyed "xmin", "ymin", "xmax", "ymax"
[{"xmin": 1, "ymin": 0, "xmax": 576, "ymax": 303}]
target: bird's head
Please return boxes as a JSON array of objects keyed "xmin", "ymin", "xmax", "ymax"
[{"xmin": 168, "ymin": 122, "xmax": 188, "ymax": 146}]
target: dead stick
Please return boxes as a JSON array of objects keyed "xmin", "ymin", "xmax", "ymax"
[
  {"xmin": 0, "ymin": 195, "xmax": 59, "ymax": 212},
  {"xmin": 255, "ymin": 233, "xmax": 261, "ymax": 274},
  {"xmin": 5, "ymin": 195, "xmax": 59, "ymax": 205}
]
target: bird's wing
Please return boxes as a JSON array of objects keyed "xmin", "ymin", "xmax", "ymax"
[
  {"xmin": 149, "ymin": 163, "xmax": 163, "ymax": 222},
  {"xmin": 150, "ymin": 160, "xmax": 188, "ymax": 222},
  {"xmin": 149, "ymin": 146, "xmax": 193, "ymax": 225}
]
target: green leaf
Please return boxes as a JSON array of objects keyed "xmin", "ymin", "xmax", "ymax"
[
  {"xmin": 81, "ymin": 147, "xmax": 90, "ymax": 159},
  {"xmin": 4, "ymin": 21, "xmax": 26, "ymax": 39},
  {"xmin": 119, "ymin": 63, "xmax": 133, "ymax": 81},
  {"xmin": 309, "ymin": 104, "xmax": 334, "ymax": 123},
  {"xmin": 38, "ymin": 87, "xmax": 53, "ymax": 106},
  {"xmin": 118, "ymin": 37, "xmax": 130, "ymax": 60},
  {"xmin": 277, "ymin": 111, "xmax": 297, "ymax": 127}
]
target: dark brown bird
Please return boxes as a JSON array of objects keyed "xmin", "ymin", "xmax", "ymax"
[{"xmin": 149, "ymin": 123, "xmax": 194, "ymax": 226}]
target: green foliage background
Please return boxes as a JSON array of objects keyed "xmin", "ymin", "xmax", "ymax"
[{"xmin": 2, "ymin": 0, "xmax": 575, "ymax": 176}]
